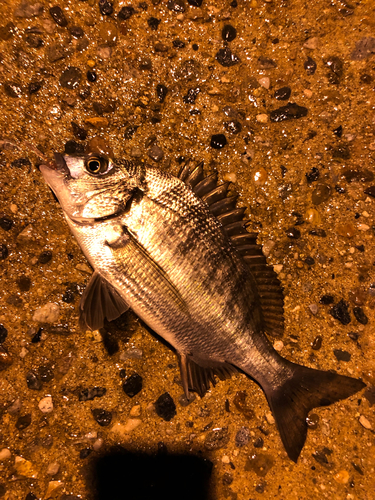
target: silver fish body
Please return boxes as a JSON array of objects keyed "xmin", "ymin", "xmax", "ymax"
[{"xmin": 40, "ymin": 152, "xmax": 365, "ymax": 462}]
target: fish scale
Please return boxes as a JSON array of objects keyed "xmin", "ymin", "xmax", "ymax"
[{"xmin": 40, "ymin": 152, "xmax": 366, "ymax": 462}]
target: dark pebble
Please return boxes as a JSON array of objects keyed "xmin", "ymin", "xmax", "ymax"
[
  {"xmin": 254, "ymin": 437, "xmax": 263, "ymax": 448},
  {"xmin": 71, "ymin": 121, "xmax": 87, "ymax": 140},
  {"xmin": 188, "ymin": 0, "xmax": 202, "ymax": 5},
  {"xmin": 25, "ymin": 493, "xmax": 38, "ymax": 500},
  {"xmin": 222, "ymin": 24, "xmax": 237, "ymax": 42},
  {"xmin": 274, "ymin": 86, "xmax": 291, "ymax": 100},
  {"xmin": 173, "ymin": 39, "xmax": 185, "ymax": 48},
  {"xmin": 87, "ymin": 70, "xmax": 97, "ymax": 82},
  {"xmin": 224, "ymin": 120, "xmax": 242, "ymax": 134},
  {"xmin": 38, "ymin": 250, "xmax": 52, "ymax": 264},
  {"xmin": 330, "ymin": 299, "xmax": 351, "ymax": 325},
  {"xmin": 0, "ymin": 22, "xmax": 15, "ymax": 41},
  {"xmin": 341, "ymin": 167, "xmax": 373, "ymax": 182},
  {"xmin": 306, "ymin": 167, "xmax": 319, "ymax": 183},
  {"xmin": 80, "ymin": 447, "xmax": 92, "ymax": 459},
  {"xmin": 270, "ymin": 103, "xmax": 308, "ymax": 122},
  {"xmin": 167, "ymin": 0, "xmax": 186, "ymax": 12},
  {"xmin": 204, "ymin": 427, "xmax": 229, "ymax": 450},
  {"xmin": 148, "ymin": 144, "xmax": 164, "ymax": 162},
  {"xmin": 25, "ymin": 34, "xmax": 44, "ymax": 48},
  {"xmin": 312, "ymin": 449, "xmax": 330, "ymax": 465},
  {"xmin": 255, "ymin": 484, "xmax": 265, "ymax": 493},
  {"xmin": 59, "ymin": 67, "xmax": 82, "ymax": 89},
  {"xmin": 305, "ymin": 256, "xmax": 315, "ymax": 265},
  {"xmin": 216, "ymin": 47, "xmax": 240, "ymax": 67},
  {"xmin": 26, "ymin": 370, "xmax": 42, "ymax": 390},
  {"xmin": 192, "ymin": 43, "xmax": 198, "ymax": 51},
  {"xmin": 364, "ymin": 186, "xmax": 375, "ymax": 198},
  {"xmin": 309, "ymin": 228, "xmax": 327, "ymax": 237},
  {"xmin": 235, "ymin": 426, "xmax": 250, "ymax": 447},
  {"xmin": 325, "ymin": 56, "xmax": 343, "ymax": 84},
  {"xmin": 64, "ymin": 140, "xmax": 84, "ymax": 155},
  {"xmin": 222, "ymin": 473, "xmax": 233, "ymax": 486},
  {"xmin": 0, "ymin": 325, "xmax": 8, "ymax": 343},
  {"xmin": 4, "ymin": 82, "xmax": 23, "ymax": 98},
  {"xmin": 304, "ymin": 56, "xmax": 317, "ymax": 75},
  {"xmin": 148, "ymin": 17, "xmax": 161, "ymax": 30},
  {"xmin": 0, "ymin": 217, "xmax": 14, "ymax": 231},
  {"xmin": 286, "ymin": 227, "xmax": 300, "ymax": 239},
  {"xmin": 118, "ymin": 6, "xmax": 135, "ymax": 20},
  {"xmin": 306, "ymin": 413, "xmax": 319, "ymax": 429},
  {"xmin": 79, "ymin": 386, "xmax": 106, "ymax": 401},
  {"xmin": 0, "ymin": 244, "xmax": 8, "ymax": 260},
  {"xmin": 154, "ymin": 392, "xmax": 176, "ymax": 421},
  {"xmin": 312, "ymin": 183, "xmax": 331, "ymax": 205},
  {"xmin": 138, "ymin": 2, "xmax": 148, "ymax": 10},
  {"xmin": 352, "ymin": 462, "xmax": 365, "ymax": 475},
  {"xmin": 49, "ymin": 6, "xmax": 68, "ymax": 27},
  {"xmin": 311, "ymin": 335, "xmax": 322, "ymax": 350},
  {"xmin": 333, "ymin": 349, "xmax": 351, "ymax": 362},
  {"xmin": 210, "ymin": 134, "xmax": 227, "ymax": 149},
  {"xmin": 16, "ymin": 275, "xmax": 31, "ymax": 292},
  {"xmin": 92, "ymin": 408, "xmax": 112, "ymax": 426},
  {"xmin": 320, "ymin": 294, "xmax": 334, "ymax": 305},
  {"xmin": 38, "ymin": 365, "xmax": 54, "ymax": 381},
  {"xmin": 16, "ymin": 413, "xmax": 32, "ymax": 430},
  {"xmin": 7, "ymin": 295, "xmax": 22, "ymax": 307},
  {"xmin": 62, "ymin": 289, "xmax": 75, "ymax": 303},
  {"xmin": 138, "ymin": 57, "xmax": 152, "ymax": 70},
  {"xmin": 100, "ymin": 329, "xmax": 119, "ymax": 355},
  {"xmin": 333, "ymin": 125, "xmax": 343, "ymax": 137},
  {"xmin": 70, "ymin": 26, "xmax": 84, "ymax": 38},
  {"xmin": 332, "ymin": 144, "xmax": 350, "ymax": 160},
  {"xmin": 11, "ymin": 158, "xmax": 31, "ymax": 168},
  {"xmin": 156, "ymin": 83, "xmax": 168, "ymax": 103},
  {"xmin": 335, "ymin": 185, "xmax": 345, "ymax": 194},
  {"xmin": 360, "ymin": 73, "xmax": 373, "ymax": 84},
  {"xmin": 122, "ymin": 373, "xmax": 143, "ymax": 397},
  {"xmin": 99, "ymin": 0, "xmax": 113, "ymax": 15},
  {"xmin": 183, "ymin": 87, "xmax": 200, "ymax": 104},
  {"xmin": 257, "ymin": 56, "xmax": 277, "ymax": 69},
  {"xmin": 353, "ymin": 306, "xmax": 368, "ymax": 325},
  {"xmin": 124, "ymin": 125, "xmax": 138, "ymax": 140},
  {"xmin": 28, "ymin": 81, "xmax": 43, "ymax": 94},
  {"xmin": 119, "ymin": 368, "xmax": 126, "ymax": 378}
]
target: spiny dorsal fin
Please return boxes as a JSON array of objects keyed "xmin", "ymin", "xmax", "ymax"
[{"xmin": 177, "ymin": 160, "xmax": 285, "ymax": 338}]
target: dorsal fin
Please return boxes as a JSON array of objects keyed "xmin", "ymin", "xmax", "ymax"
[{"xmin": 177, "ymin": 160, "xmax": 285, "ymax": 338}]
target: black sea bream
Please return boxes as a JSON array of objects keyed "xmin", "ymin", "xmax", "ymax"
[{"xmin": 40, "ymin": 152, "xmax": 365, "ymax": 462}]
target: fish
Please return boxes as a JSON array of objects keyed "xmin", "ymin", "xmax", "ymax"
[{"xmin": 40, "ymin": 151, "xmax": 365, "ymax": 462}]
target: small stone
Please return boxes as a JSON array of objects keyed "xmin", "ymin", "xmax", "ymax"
[
  {"xmin": 60, "ymin": 67, "xmax": 82, "ymax": 89},
  {"xmin": 49, "ymin": 6, "xmax": 68, "ymax": 27},
  {"xmin": 274, "ymin": 86, "xmax": 291, "ymax": 100},
  {"xmin": 256, "ymin": 114, "xmax": 268, "ymax": 123},
  {"xmin": 4, "ymin": 82, "xmax": 23, "ymax": 99},
  {"xmin": 154, "ymin": 392, "xmax": 176, "ymax": 421},
  {"xmin": 273, "ymin": 340, "xmax": 283, "ymax": 351},
  {"xmin": 85, "ymin": 117, "xmax": 109, "ymax": 129},
  {"xmin": 47, "ymin": 462, "xmax": 60, "ymax": 475},
  {"xmin": 11, "ymin": 158, "xmax": 31, "ymax": 169},
  {"xmin": 123, "ymin": 373, "xmax": 143, "ymax": 398},
  {"xmin": 224, "ymin": 120, "xmax": 242, "ymax": 134},
  {"xmin": 26, "ymin": 371, "xmax": 42, "ymax": 390},
  {"xmin": 70, "ymin": 26, "xmax": 84, "ymax": 38},
  {"xmin": 7, "ymin": 398, "xmax": 21, "ymax": 414},
  {"xmin": 172, "ymin": 39, "xmax": 185, "ymax": 48},
  {"xmin": 112, "ymin": 419, "xmax": 142, "ymax": 436},
  {"xmin": 0, "ymin": 325, "xmax": 8, "ymax": 343},
  {"xmin": 351, "ymin": 37, "xmax": 375, "ymax": 61},
  {"xmin": 303, "ymin": 37, "xmax": 319, "ymax": 49},
  {"xmin": 336, "ymin": 223, "xmax": 355, "ymax": 238},
  {"xmin": 16, "ymin": 413, "xmax": 32, "ymax": 430},
  {"xmin": 305, "ymin": 256, "xmax": 315, "ymax": 265},
  {"xmin": 304, "ymin": 56, "xmax": 317, "ymax": 75},
  {"xmin": 38, "ymin": 396, "xmax": 53, "ymax": 413},
  {"xmin": 257, "ymin": 56, "xmax": 277, "ymax": 69},
  {"xmin": 309, "ymin": 304, "xmax": 318, "ymax": 315},
  {"xmin": 205, "ymin": 427, "xmax": 229, "ymax": 450},
  {"xmin": 265, "ymin": 412, "xmax": 275, "ymax": 425},
  {"xmin": 245, "ymin": 453, "xmax": 275, "ymax": 477},
  {"xmin": 32, "ymin": 303, "xmax": 60, "ymax": 323},
  {"xmin": 0, "ymin": 345, "xmax": 12, "ymax": 370},
  {"xmin": 0, "ymin": 448, "xmax": 11, "ymax": 460},
  {"xmin": 167, "ymin": 0, "xmax": 186, "ymax": 12},
  {"xmin": 320, "ymin": 294, "xmax": 334, "ymax": 305},
  {"xmin": 359, "ymin": 415, "xmax": 372, "ymax": 429},
  {"xmin": 93, "ymin": 438, "xmax": 103, "ymax": 451},
  {"xmin": 353, "ymin": 307, "xmax": 368, "ymax": 325},
  {"xmin": 306, "ymin": 413, "xmax": 319, "ymax": 429},
  {"xmin": 87, "ymin": 71, "xmax": 97, "ymax": 82},
  {"xmin": 325, "ymin": 56, "xmax": 344, "ymax": 84},
  {"xmin": 118, "ymin": 6, "xmax": 135, "ymax": 20},
  {"xmin": 38, "ymin": 250, "xmax": 52, "ymax": 264},
  {"xmin": 80, "ymin": 448, "xmax": 92, "ymax": 459},
  {"xmin": 334, "ymin": 470, "xmax": 350, "ymax": 484},
  {"xmin": 254, "ymin": 437, "xmax": 264, "ymax": 448},
  {"xmin": 14, "ymin": 456, "xmax": 38, "ymax": 478},
  {"xmin": 14, "ymin": 1, "xmax": 44, "ymax": 18},
  {"xmin": 92, "ymin": 408, "xmax": 112, "ymax": 426},
  {"xmin": 0, "ymin": 22, "xmax": 15, "ymax": 41},
  {"xmin": 129, "ymin": 405, "xmax": 141, "ymax": 417},
  {"xmin": 333, "ymin": 349, "xmax": 351, "ymax": 362},
  {"xmin": 215, "ymin": 47, "xmax": 240, "ymax": 67},
  {"xmin": 148, "ymin": 144, "xmax": 164, "ymax": 162},
  {"xmin": 233, "ymin": 391, "xmax": 254, "ymax": 420},
  {"xmin": 44, "ymin": 481, "xmax": 64, "ymax": 498},
  {"xmin": 222, "ymin": 24, "xmax": 237, "ymax": 42},
  {"xmin": 183, "ymin": 87, "xmax": 200, "ymax": 104},
  {"xmin": 311, "ymin": 335, "xmax": 322, "ymax": 350},
  {"xmin": 306, "ymin": 167, "xmax": 319, "ymax": 184},
  {"xmin": 0, "ymin": 244, "xmax": 8, "ymax": 260},
  {"xmin": 148, "ymin": 17, "xmax": 161, "ymax": 30},
  {"xmin": 210, "ymin": 134, "xmax": 227, "ymax": 149},
  {"xmin": 286, "ymin": 227, "xmax": 300, "ymax": 239},
  {"xmin": 311, "ymin": 183, "xmax": 331, "ymax": 205},
  {"xmin": 235, "ymin": 426, "xmax": 250, "ymax": 447},
  {"xmin": 258, "ymin": 77, "xmax": 270, "ymax": 89},
  {"xmin": 0, "ymin": 217, "xmax": 14, "ymax": 231},
  {"xmin": 99, "ymin": 0, "xmax": 113, "ymax": 16},
  {"xmin": 47, "ymin": 43, "xmax": 67, "ymax": 62},
  {"xmin": 330, "ymin": 299, "xmax": 351, "ymax": 325},
  {"xmin": 270, "ymin": 103, "xmax": 308, "ymax": 122}
]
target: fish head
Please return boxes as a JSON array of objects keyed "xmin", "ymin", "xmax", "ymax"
[{"xmin": 40, "ymin": 153, "xmax": 140, "ymax": 222}]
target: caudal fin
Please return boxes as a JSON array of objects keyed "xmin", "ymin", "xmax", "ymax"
[{"xmin": 265, "ymin": 364, "xmax": 365, "ymax": 462}]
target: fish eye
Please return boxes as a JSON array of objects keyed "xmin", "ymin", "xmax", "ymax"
[{"xmin": 85, "ymin": 156, "xmax": 108, "ymax": 175}]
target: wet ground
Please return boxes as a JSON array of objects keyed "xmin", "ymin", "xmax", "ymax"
[{"xmin": 1, "ymin": 0, "xmax": 375, "ymax": 498}]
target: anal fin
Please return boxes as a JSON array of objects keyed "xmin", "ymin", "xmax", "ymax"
[{"xmin": 79, "ymin": 272, "xmax": 129, "ymax": 331}]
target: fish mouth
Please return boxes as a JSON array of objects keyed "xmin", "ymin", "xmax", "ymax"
[{"xmin": 39, "ymin": 153, "xmax": 71, "ymax": 177}]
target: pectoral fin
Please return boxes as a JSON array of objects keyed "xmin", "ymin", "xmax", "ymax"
[{"xmin": 79, "ymin": 272, "xmax": 129, "ymax": 331}]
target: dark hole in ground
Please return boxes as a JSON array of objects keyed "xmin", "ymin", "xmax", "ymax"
[{"xmin": 88, "ymin": 446, "xmax": 213, "ymax": 500}]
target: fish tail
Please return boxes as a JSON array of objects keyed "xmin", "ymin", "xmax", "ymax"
[{"xmin": 264, "ymin": 364, "xmax": 365, "ymax": 462}]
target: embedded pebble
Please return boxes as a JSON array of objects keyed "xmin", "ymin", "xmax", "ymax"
[
  {"xmin": 99, "ymin": 0, "xmax": 114, "ymax": 16},
  {"xmin": 258, "ymin": 77, "xmax": 270, "ymax": 89},
  {"xmin": 274, "ymin": 87, "xmax": 291, "ymax": 100},
  {"xmin": 49, "ymin": 6, "xmax": 68, "ymax": 27},
  {"xmin": 0, "ymin": 217, "xmax": 14, "ymax": 231},
  {"xmin": 148, "ymin": 144, "xmax": 164, "ymax": 162},
  {"xmin": 262, "ymin": 240, "xmax": 275, "ymax": 257},
  {"xmin": 224, "ymin": 120, "xmax": 242, "ymax": 134},
  {"xmin": 273, "ymin": 340, "xmax": 283, "ymax": 351},
  {"xmin": 92, "ymin": 408, "xmax": 112, "ymax": 426},
  {"xmin": 93, "ymin": 438, "xmax": 104, "ymax": 451},
  {"xmin": 118, "ymin": 6, "xmax": 135, "ymax": 20},
  {"xmin": 0, "ymin": 325, "xmax": 8, "ymax": 343},
  {"xmin": 44, "ymin": 481, "xmax": 64, "ymax": 498},
  {"xmin": 205, "ymin": 427, "xmax": 229, "ymax": 450},
  {"xmin": 233, "ymin": 391, "xmax": 254, "ymax": 420},
  {"xmin": 353, "ymin": 307, "xmax": 368, "ymax": 325},
  {"xmin": 256, "ymin": 114, "xmax": 268, "ymax": 123},
  {"xmin": 286, "ymin": 227, "xmax": 300, "ymax": 239},
  {"xmin": 311, "ymin": 183, "xmax": 332, "ymax": 205},
  {"xmin": 309, "ymin": 304, "xmax": 318, "ymax": 315},
  {"xmin": 265, "ymin": 412, "xmax": 275, "ymax": 425},
  {"xmin": 304, "ymin": 56, "xmax": 317, "ymax": 75},
  {"xmin": 59, "ymin": 67, "xmax": 82, "ymax": 89},
  {"xmin": 26, "ymin": 370, "xmax": 42, "ymax": 390},
  {"xmin": 16, "ymin": 413, "xmax": 32, "ymax": 430},
  {"xmin": 32, "ymin": 303, "xmax": 60, "ymax": 323},
  {"xmin": 129, "ymin": 405, "xmax": 141, "ymax": 417},
  {"xmin": 0, "ymin": 244, "xmax": 8, "ymax": 260},
  {"xmin": 210, "ymin": 134, "xmax": 227, "ymax": 149},
  {"xmin": 334, "ymin": 470, "xmax": 350, "ymax": 484},
  {"xmin": 79, "ymin": 387, "xmax": 106, "ymax": 401},
  {"xmin": 306, "ymin": 413, "xmax": 319, "ymax": 429},
  {"xmin": 330, "ymin": 299, "xmax": 351, "ymax": 325},
  {"xmin": 156, "ymin": 84, "xmax": 168, "ymax": 103},
  {"xmin": 258, "ymin": 56, "xmax": 277, "ymax": 69},
  {"xmin": 359, "ymin": 415, "xmax": 372, "ymax": 429},
  {"xmin": 245, "ymin": 453, "xmax": 275, "ymax": 477},
  {"xmin": 304, "ymin": 37, "xmax": 319, "ymax": 49},
  {"xmin": 222, "ymin": 24, "xmax": 237, "ymax": 42},
  {"xmin": 215, "ymin": 48, "xmax": 240, "ymax": 67},
  {"xmin": 47, "ymin": 462, "xmax": 60, "ymax": 475},
  {"xmin": 270, "ymin": 103, "xmax": 308, "ymax": 122},
  {"xmin": 123, "ymin": 373, "xmax": 143, "ymax": 398},
  {"xmin": 351, "ymin": 37, "xmax": 375, "ymax": 60},
  {"xmin": 311, "ymin": 335, "xmax": 322, "ymax": 350},
  {"xmin": 38, "ymin": 396, "xmax": 53, "ymax": 413},
  {"xmin": 14, "ymin": 456, "xmax": 38, "ymax": 478},
  {"xmin": 154, "ymin": 392, "xmax": 176, "ymax": 421},
  {"xmin": 14, "ymin": 1, "xmax": 44, "ymax": 18},
  {"xmin": 333, "ymin": 349, "xmax": 351, "ymax": 362},
  {"xmin": 0, "ymin": 448, "xmax": 11, "ymax": 460},
  {"xmin": 235, "ymin": 426, "xmax": 250, "ymax": 447}
]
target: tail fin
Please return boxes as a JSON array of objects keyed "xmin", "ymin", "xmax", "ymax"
[{"xmin": 265, "ymin": 364, "xmax": 365, "ymax": 462}]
